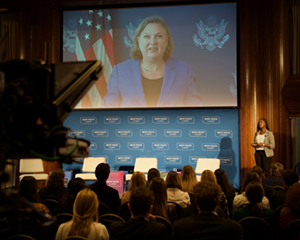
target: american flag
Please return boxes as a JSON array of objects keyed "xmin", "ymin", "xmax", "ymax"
[{"xmin": 72, "ymin": 9, "xmax": 114, "ymax": 108}]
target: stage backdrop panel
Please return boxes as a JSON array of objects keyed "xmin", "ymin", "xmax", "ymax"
[{"xmin": 63, "ymin": 108, "xmax": 240, "ymax": 188}]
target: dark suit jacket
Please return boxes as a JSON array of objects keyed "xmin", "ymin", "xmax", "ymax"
[
  {"xmin": 262, "ymin": 176, "xmax": 284, "ymax": 188},
  {"xmin": 87, "ymin": 181, "xmax": 120, "ymax": 214},
  {"xmin": 110, "ymin": 217, "xmax": 169, "ymax": 240},
  {"xmin": 173, "ymin": 212, "xmax": 243, "ymax": 240}
]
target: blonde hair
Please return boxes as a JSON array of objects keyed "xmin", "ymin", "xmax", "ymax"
[
  {"xmin": 129, "ymin": 171, "xmax": 146, "ymax": 191},
  {"xmin": 68, "ymin": 189, "xmax": 99, "ymax": 238},
  {"xmin": 201, "ymin": 170, "xmax": 217, "ymax": 184},
  {"xmin": 181, "ymin": 165, "xmax": 198, "ymax": 193},
  {"xmin": 131, "ymin": 16, "xmax": 175, "ymax": 61}
]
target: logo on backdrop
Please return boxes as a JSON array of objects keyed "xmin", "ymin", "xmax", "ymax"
[
  {"xmin": 115, "ymin": 155, "xmax": 133, "ymax": 164},
  {"xmin": 127, "ymin": 142, "xmax": 145, "ymax": 150},
  {"xmin": 202, "ymin": 143, "xmax": 220, "ymax": 151},
  {"xmin": 189, "ymin": 156, "xmax": 206, "ymax": 164},
  {"xmin": 152, "ymin": 116, "xmax": 170, "ymax": 124},
  {"xmin": 104, "ymin": 142, "xmax": 121, "ymax": 150},
  {"xmin": 177, "ymin": 116, "xmax": 195, "ymax": 124},
  {"xmin": 89, "ymin": 142, "xmax": 97, "ymax": 150},
  {"xmin": 123, "ymin": 22, "xmax": 137, "ymax": 48},
  {"xmin": 176, "ymin": 143, "xmax": 194, "ymax": 151},
  {"xmin": 219, "ymin": 157, "xmax": 233, "ymax": 166},
  {"xmin": 193, "ymin": 18, "xmax": 229, "ymax": 51},
  {"xmin": 63, "ymin": 25, "xmax": 77, "ymax": 53},
  {"xmin": 214, "ymin": 130, "xmax": 233, "ymax": 138},
  {"xmin": 140, "ymin": 130, "xmax": 157, "ymax": 137},
  {"xmin": 104, "ymin": 116, "xmax": 121, "ymax": 124},
  {"xmin": 164, "ymin": 129, "xmax": 182, "ymax": 137},
  {"xmin": 164, "ymin": 156, "xmax": 182, "ymax": 164},
  {"xmin": 128, "ymin": 116, "xmax": 145, "ymax": 124},
  {"xmin": 92, "ymin": 129, "xmax": 109, "ymax": 137},
  {"xmin": 68, "ymin": 130, "xmax": 85, "ymax": 138},
  {"xmin": 152, "ymin": 143, "xmax": 169, "ymax": 151},
  {"xmin": 116, "ymin": 129, "xmax": 133, "ymax": 137},
  {"xmin": 202, "ymin": 116, "xmax": 220, "ymax": 124},
  {"xmin": 189, "ymin": 129, "xmax": 207, "ymax": 137},
  {"xmin": 229, "ymin": 72, "xmax": 237, "ymax": 97},
  {"xmin": 80, "ymin": 117, "xmax": 97, "ymax": 125}
]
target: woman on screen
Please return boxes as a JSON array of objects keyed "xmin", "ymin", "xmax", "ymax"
[
  {"xmin": 251, "ymin": 118, "xmax": 275, "ymax": 177},
  {"xmin": 103, "ymin": 16, "xmax": 202, "ymax": 108}
]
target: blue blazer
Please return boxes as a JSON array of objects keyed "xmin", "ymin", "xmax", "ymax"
[{"xmin": 103, "ymin": 57, "xmax": 202, "ymax": 107}]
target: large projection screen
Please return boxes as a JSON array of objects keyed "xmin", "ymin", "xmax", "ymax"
[{"xmin": 62, "ymin": 2, "xmax": 237, "ymax": 109}]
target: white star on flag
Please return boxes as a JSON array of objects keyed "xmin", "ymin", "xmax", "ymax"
[
  {"xmin": 107, "ymin": 14, "xmax": 112, "ymax": 21},
  {"xmin": 98, "ymin": 11, "xmax": 103, "ymax": 17},
  {"xmin": 86, "ymin": 20, "xmax": 92, "ymax": 27},
  {"xmin": 89, "ymin": 10, "xmax": 94, "ymax": 14},
  {"xmin": 79, "ymin": 18, "xmax": 83, "ymax": 25},
  {"xmin": 84, "ymin": 33, "xmax": 90, "ymax": 40},
  {"xmin": 95, "ymin": 24, "xmax": 102, "ymax": 30}
]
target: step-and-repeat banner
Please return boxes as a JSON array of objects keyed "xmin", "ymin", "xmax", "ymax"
[{"xmin": 63, "ymin": 108, "xmax": 240, "ymax": 188}]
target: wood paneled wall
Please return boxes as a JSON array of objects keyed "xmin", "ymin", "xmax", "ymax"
[{"xmin": 0, "ymin": 0, "xmax": 292, "ymax": 186}]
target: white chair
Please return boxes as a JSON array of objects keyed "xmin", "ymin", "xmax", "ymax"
[
  {"xmin": 125, "ymin": 157, "xmax": 158, "ymax": 181},
  {"xmin": 195, "ymin": 158, "xmax": 220, "ymax": 176},
  {"xmin": 75, "ymin": 157, "xmax": 106, "ymax": 180},
  {"xmin": 19, "ymin": 158, "xmax": 48, "ymax": 181}
]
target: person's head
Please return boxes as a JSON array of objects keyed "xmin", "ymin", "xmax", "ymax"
[
  {"xmin": 148, "ymin": 177, "xmax": 168, "ymax": 218},
  {"xmin": 147, "ymin": 168, "xmax": 160, "ymax": 184},
  {"xmin": 283, "ymin": 169, "xmax": 299, "ymax": 188},
  {"xmin": 201, "ymin": 170, "xmax": 217, "ymax": 184},
  {"xmin": 166, "ymin": 171, "xmax": 182, "ymax": 190},
  {"xmin": 194, "ymin": 181, "xmax": 222, "ymax": 212},
  {"xmin": 129, "ymin": 187, "xmax": 154, "ymax": 217},
  {"xmin": 214, "ymin": 169, "xmax": 233, "ymax": 194},
  {"xmin": 69, "ymin": 188, "xmax": 99, "ymax": 237},
  {"xmin": 251, "ymin": 165, "xmax": 264, "ymax": 179},
  {"xmin": 241, "ymin": 171, "xmax": 261, "ymax": 192},
  {"xmin": 68, "ymin": 178, "xmax": 86, "ymax": 195},
  {"xmin": 257, "ymin": 118, "xmax": 269, "ymax": 131},
  {"xmin": 95, "ymin": 163, "xmax": 110, "ymax": 182},
  {"xmin": 270, "ymin": 162, "xmax": 284, "ymax": 177},
  {"xmin": 46, "ymin": 169, "xmax": 65, "ymax": 188},
  {"xmin": 245, "ymin": 181, "xmax": 265, "ymax": 217},
  {"xmin": 129, "ymin": 171, "xmax": 146, "ymax": 191},
  {"xmin": 181, "ymin": 165, "xmax": 198, "ymax": 193},
  {"xmin": 285, "ymin": 182, "xmax": 300, "ymax": 215},
  {"xmin": 131, "ymin": 16, "xmax": 175, "ymax": 62},
  {"xmin": 19, "ymin": 176, "xmax": 39, "ymax": 202}
]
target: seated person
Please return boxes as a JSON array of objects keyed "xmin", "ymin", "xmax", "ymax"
[
  {"xmin": 146, "ymin": 168, "xmax": 160, "ymax": 187},
  {"xmin": 173, "ymin": 181, "xmax": 243, "ymax": 240},
  {"xmin": 270, "ymin": 169, "xmax": 299, "ymax": 210},
  {"xmin": 279, "ymin": 182, "xmax": 300, "ymax": 230},
  {"xmin": 110, "ymin": 187, "xmax": 169, "ymax": 240},
  {"xmin": 88, "ymin": 163, "xmax": 120, "ymax": 214},
  {"xmin": 262, "ymin": 162, "xmax": 284, "ymax": 188},
  {"xmin": 251, "ymin": 165, "xmax": 273, "ymax": 200}
]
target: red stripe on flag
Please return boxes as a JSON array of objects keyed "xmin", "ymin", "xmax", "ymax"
[
  {"xmin": 81, "ymin": 94, "xmax": 93, "ymax": 108},
  {"xmin": 102, "ymin": 31, "xmax": 114, "ymax": 66},
  {"xmin": 75, "ymin": 53, "xmax": 78, "ymax": 61},
  {"xmin": 95, "ymin": 75, "xmax": 108, "ymax": 99},
  {"xmin": 84, "ymin": 47, "xmax": 97, "ymax": 60}
]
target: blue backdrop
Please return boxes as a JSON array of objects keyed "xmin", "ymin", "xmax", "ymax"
[{"xmin": 63, "ymin": 108, "xmax": 240, "ymax": 188}]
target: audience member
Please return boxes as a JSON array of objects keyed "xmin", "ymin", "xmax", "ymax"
[
  {"xmin": 232, "ymin": 181, "xmax": 279, "ymax": 234},
  {"xmin": 262, "ymin": 162, "xmax": 284, "ymax": 188},
  {"xmin": 148, "ymin": 177, "xmax": 178, "ymax": 224},
  {"xmin": 110, "ymin": 187, "xmax": 169, "ymax": 240},
  {"xmin": 19, "ymin": 176, "xmax": 50, "ymax": 214},
  {"xmin": 180, "ymin": 165, "xmax": 198, "ymax": 195},
  {"xmin": 279, "ymin": 182, "xmax": 300, "ymax": 230},
  {"xmin": 200, "ymin": 170, "xmax": 217, "ymax": 183},
  {"xmin": 166, "ymin": 171, "xmax": 190, "ymax": 208},
  {"xmin": 55, "ymin": 177, "xmax": 86, "ymax": 215},
  {"xmin": 55, "ymin": 188, "xmax": 109, "ymax": 240},
  {"xmin": 38, "ymin": 169, "xmax": 67, "ymax": 201},
  {"xmin": 233, "ymin": 171, "xmax": 270, "ymax": 211},
  {"xmin": 215, "ymin": 168, "xmax": 236, "ymax": 218},
  {"xmin": 88, "ymin": 163, "xmax": 120, "ymax": 214},
  {"xmin": 122, "ymin": 171, "xmax": 146, "ymax": 205},
  {"xmin": 251, "ymin": 165, "xmax": 273, "ymax": 199},
  {"xmin": 270, "ymin": 169, "xmax": 299, "ymax": 210},
  {"xmin": 147, "ymin": 168, "xmax": 160, "ymax": 187},
  {"xmin": 173, "ymin": 181, "xmax": 243, "ymax": 240}
]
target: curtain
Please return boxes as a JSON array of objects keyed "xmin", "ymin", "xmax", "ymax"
[{"xmin": 291, "ymin": 0, "xmax": 300, "ymax": 75}]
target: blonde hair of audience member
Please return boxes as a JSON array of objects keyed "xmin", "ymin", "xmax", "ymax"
[
  {"xmin": 68, "ymin": 188, "xmax": 99, "ymax": 238},
  {"xmin": 148, "ymin": 177, "xmax": 169, "ymax": 220},
  {"xmin": 200, "ymin": 170, "xmax": 217, "ymax": 184},
  {"xmin": 129, "ymin": 171, "xmax": 146, "ymax": 191},
  {"xmin": 245, "ymin": 181, "xmax": 265, "ymax": 217},
  {"xmin": 181, "ymin": 165, "xmax": 198, "ymax": 194},
  {"xmin": 166, "ymin": 171, "xmax": 182, "ymax": 190},
  {"xmin": 270, "ymin": 162, "xmax": 284, "ymax": 178}
]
